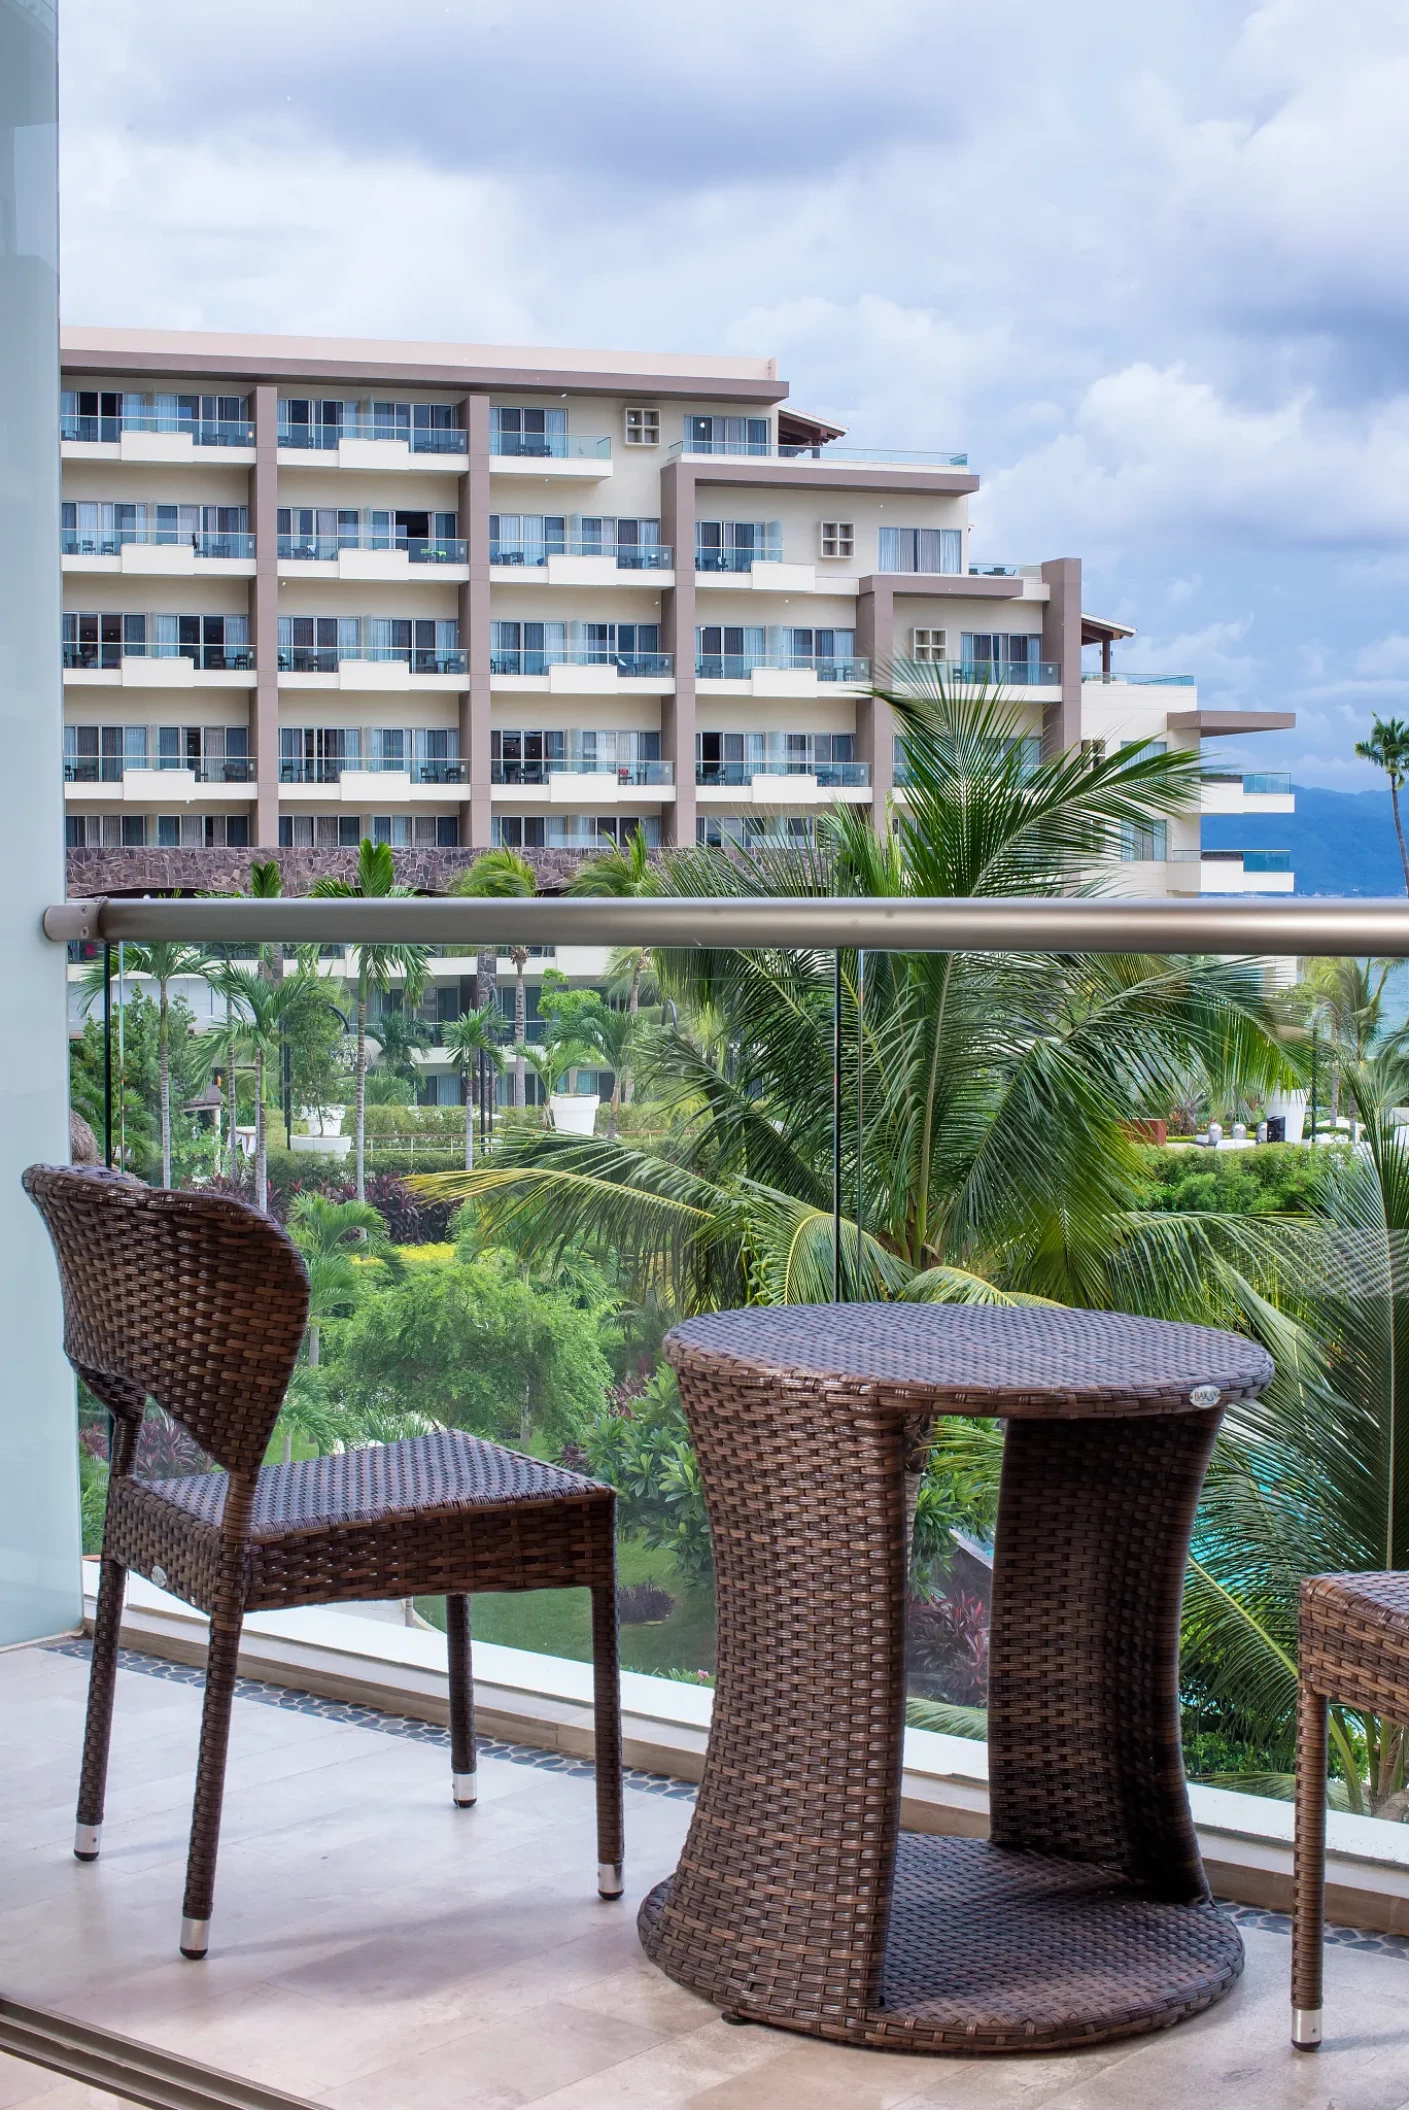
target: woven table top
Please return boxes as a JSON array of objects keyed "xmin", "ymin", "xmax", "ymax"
[{"xmin": 666, "ymin": 1302, "xmax": 1273, "ymax": 1418}]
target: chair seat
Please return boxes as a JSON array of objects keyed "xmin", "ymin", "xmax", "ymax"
[
  {"xmin": 137, "ymin": 1431, "xmax": 606, "ymax": 1538},
  {"xmin": 1300, "ymin": 1572, "xmax": 1409, "ymax": 1717},
  {"xmin": 107, "ymin": 1431, "xmax": 615, "ymax": 1616}
]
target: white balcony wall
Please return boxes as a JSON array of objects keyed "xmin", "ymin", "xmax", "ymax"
[{"xmin": 0, "ymin": 0, "xmax": 81, "ymax": 1644}]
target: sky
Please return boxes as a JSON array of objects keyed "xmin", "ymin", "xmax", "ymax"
[{"xmin": 57, "ymin": 0, "xmax": 1409, "ymax": 789}]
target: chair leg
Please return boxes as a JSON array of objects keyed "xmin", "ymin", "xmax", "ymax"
[
  {"xmin": 590, "ymin": 1581, "xmax": 624, "ymax": 1899},
  {"xmin": 446, "ymin": 1593, "xmax": 477, "ymax": 1806},
  {"xmin": 74, "ymin": 1554, "xmax": 127, "ymax": 1860},
  {"xmin": 179, "ymin": 1613, "xmax": 243, "ymax": 1959},
  {"xmin": 1292, "ymin": 1683, "xmax": 1328, "ymax": 2048}
]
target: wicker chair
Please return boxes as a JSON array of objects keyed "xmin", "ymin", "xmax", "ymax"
[
  {"xmin": 1292, "ymin": 1571, "xmax": 1409, "ymax": 2049},
  {"xmin": 26, "ymin": 1164, "xmax": 624, "ymax": 1960}
]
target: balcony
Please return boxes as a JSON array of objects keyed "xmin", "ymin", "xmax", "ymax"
[
  {"xmin": 490, "ymin": 646, "xmax": 674, "ymax": 688},
  {"xmin": 277, "ymin": 417, "xmax": 467, "ymax": 457},
  {"xmin": 491, "ymin": 540, "xmax": 672, "ymax": 571},
  {"xmin": 1201, "ymin": 772, "xmax": 1296, "ymax": 816},
  {"xmin": 64, "ymin": 756, "xmax": 255, "ymax": 786},
  {"xmin": 694, "ymin": 547, "xmax": 782, "ymax": 574},
  {"xmin": 491, "ymin": 759, "xmax": 675, "ymax": 788},
  {"xmin": 490, "ymin": 433, "xmax": 611, "ymax": 462},
  {"xmin": 695, "ymin": 652, "xmax": 869, "ymax": 689},
  {"xmin": 62, "ymin": 642, "xmax": 254, "ymax": 679},
  {"xmin": 696, "ymin": 759, "xmax": 870, "ymax": 791},
  {"xmin": 62, "ymin": 528, "xmax": 255, "ymax": 572},
  {"xmin": 1171, "ymin": 847, "xmax": 1296, "ymax": 893},
  {"xmin": 670, "ymin": 440, "xmax": 969, "ymax": 468},
  {"xmin": 60, "ymin": 411, "xmax": 254, "ymax": 452},
  {"xmin": 277, "ymin": 533, "xmax": 467, "ymax": 566},
  {"xmin": 278, "ymin": 645, "xmax": 467, "ymax": 683},
  {"xmin": 1083, "ymin": 671, "xmax": 1199, "ymax": 687},
  {"xmin": 902, "ymin": 657, "xmax": 1061, "ymax": 689},
  {"xmin": 279, "ymin": 757, "xmax": 467, "ymax": 786},
  {"xmin": 968, "ymin": 563, "xmax": 1022, "ymax": 576}
]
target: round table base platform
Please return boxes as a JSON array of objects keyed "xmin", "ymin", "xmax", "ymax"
[{"xmin": 640, "ymin": 1835, "xmax": 1245, "ymax": 2055}]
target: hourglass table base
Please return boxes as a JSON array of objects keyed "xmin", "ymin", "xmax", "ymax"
[
  {"xmin": 639, "ymin": 1304, "xmax": 1274, "ymax": 2058},
  {"xmin": 641, "ymin": 1835, "xmax": 1243, "ymax": 2054}
]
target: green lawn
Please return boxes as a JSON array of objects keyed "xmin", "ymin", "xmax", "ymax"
[{"xmin": 414, "ymin": 1533, "xmax": 716, "ymax": 1679}]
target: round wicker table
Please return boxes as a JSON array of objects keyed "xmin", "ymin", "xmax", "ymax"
[{"xmin": 638, "ymin": 1303, "xmax": 1273, "ymax": 2055}]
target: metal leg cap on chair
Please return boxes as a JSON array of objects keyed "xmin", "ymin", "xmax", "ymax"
[
  {"xmin": 452, "ymin": 1769, "xmax": 477, "ymax": 1807},
  {"xmin": 73, "ymin": 1824, "xmax": 101, "ymax": 1862},
  {"xmin": 179, "ymin": 1918, "xmax": 210, "ymax": 1961},
  {"xmin": 597, "ymin": 1862, "xmax": 624, "ymax": 1899},
  {"xmin": 1292, "ymin": 2007, "xmax": 1323, "ymax": 2050}
]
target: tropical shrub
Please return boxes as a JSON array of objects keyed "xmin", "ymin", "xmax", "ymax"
[{"xmin": 579, "ymin": 1367, "xmax": 713, "ymax": 1583}]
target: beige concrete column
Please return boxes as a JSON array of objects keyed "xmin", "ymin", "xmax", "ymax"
[
  {"xmin": 1040, "ymin": 558, "xmax": 1083, "ymax": 756},
  {"xmin": 855, "ymin": 577, "xmax": 896, "ymax": 828},
  {"xmin": 250, "ymin": 383, "xmax": 281, "ymax": 846},
  {"xmin": 659, "ymin": 458, "xmax": 695, "ymax": 846},
  {"xmin": 460, "ymin": 393, "xmax": 492, "ymax": 851}
]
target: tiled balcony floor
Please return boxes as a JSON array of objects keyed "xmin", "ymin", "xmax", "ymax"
[{"xmin": 2, "ymin": 1645, "xmax": 1409, "ymax": 2110}]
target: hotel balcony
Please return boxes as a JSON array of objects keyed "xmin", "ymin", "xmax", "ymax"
[
  {"xmin": 696, "ymin": 758, "xmax": 872, "ymax": 807},
  {"xmin": 492, "ymin": 760, "xmax": 676, "ymax": 809},
  {"xmin": 1200, "ymin": 772, "xmax": 1296, "ymax": 817},
  {"xmin": 60, "ymin": 411, "xmax": 255, "ymax": 462},
  {"xmin": 695, "ymin": 653, "xmax": 869, "ymax": 696},
  {"xmin": 277, "ymin": 534, "xmax": 468, "ymax": 581},
  {"xmin": 491, "ymin": 433, "xmax": 613, "ymax": 480},
  {"xmin": 61, "ymin": 528, "xmax": 255, "ymax": 576},
  {"xmin": 276, "ymin": 416, "xmax": 467, "ymax": 471},
  {"xmin": 491, "ymin": 647, "xmax": 674, "ymax": 694},
  {"xmin": 1173, "ymin": 848, "xmax": 1296, "ymax": 893},
  {"xmin": 278, "ymin": 758, "xmax": 468, "ymax": 806},
  {"xmin": 63, "ymin": 757, "xmax": 255, "ymax": 803},
  {"xmin": 491, "ymin": 541, "xmax": 673, "ymax": 586},
  {"xmin": 278, "ymin": 645, "xmax": 467, "ymax": 691},
  {"xmin": 62, "ymin": 642, "xmax": 255, "ymax": 686},
  {"xmin": 670, "ymin": 438, "xmax": 969, "ymax": 470}
]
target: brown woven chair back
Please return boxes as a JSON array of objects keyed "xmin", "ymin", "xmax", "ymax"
[{"xmin": 25, "ymin": 1165, "xmax": 309, "ymax": 1475}]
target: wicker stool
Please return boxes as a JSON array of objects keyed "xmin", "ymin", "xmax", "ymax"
[
  {"xmin": 26, "ymin": 1165, "xmax": 624, "ymax": 1958},
  {"xmin": 641, "ymin": 1302, "xmax": 1273, "ymax": 2054},
  {"xmin": 1293, "ymin": 1572, "xmax": 1409, "ymax": 2049}
]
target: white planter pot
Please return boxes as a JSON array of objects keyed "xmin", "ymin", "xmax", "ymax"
[
  {"xmin": 290, "ymin": 1134, "xmax": 352, "ymax": 1159},
  {"xmin": 1263, "ymin": 1089, "xmax": 1307, "ymax": 1144},
  {"xmin": 550, "ymin": 1093, "xmax": 599, "ymax": 1136},
  {"xmin": 300, "ymin": 1104, "xmax": 346, "ymax": 1138}
]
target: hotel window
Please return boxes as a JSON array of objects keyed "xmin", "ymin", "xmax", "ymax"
[
  {"xmin": 685, "ymin": 415, "xmax": 770, "ymax": 456},
  {"xmin": 624, "ymin": 408, "xmax": 660, "ymax": 446},
  {"xmin": 877, "ymin": 526, "xmax": 963, "ymax": 574},
  {"xmin": 911, "ymin": 628, "xmax": 947, "ymax": 662},
  {"xmin": 960, "ymin": 633, "xmax": 1044, "ymax": 675},
  {"xmin": 489, "ymin": 515, "xmax": 566, "ymax": 565},
  {"xmin": 491, "ymin": 406, "xmax": 566, "ymax": 456},
  {"xmin": 819, "ymin": 521, "xmax": 854, "ymax": 560},
  {"xmin": 1120, "ymin": 819, "xmax": 1169, "ymax": 862},
  {"xmin": 695, "ymin": 521, "xmax": 782, "ymax": 570}
]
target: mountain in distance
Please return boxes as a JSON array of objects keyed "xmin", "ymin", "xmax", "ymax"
[{"xmin": 1201, "ymin": 785, "xmax": 1409, "ymax": 897}]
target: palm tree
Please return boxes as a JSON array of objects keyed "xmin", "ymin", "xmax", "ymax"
[
  {"xmin": 87, "ymin": 942, "xmax": 218, "ymax": 1187},
  {"xmin": 311, "ymin": 840, "xmax": 431, "ymax": 1200},
  {"xmin": 208, "ymin": 964, "xmax": 339, "ymax": 1211},
  {"xmin": 418, "ymin": 677, "xmax": 1292, "ymax": 1314},
  {"xmin": 1295, "ymin": 958, "xmax": 1396, "ymax": 1126},
  {"xmin": 368, "ymin": 1005, "xmax": 433, "ymax": 1095},
  {"xmin": 452, "ymin": 847, "xmax": 536, "ymax": 1108},
  {"xmin": 441, "ymin": 1006, "xmax": 505, "ymax": 1168},
  {"xmin": 286, "ymin": 1193, "xmax": 393, "ymax": 1367},
  {"xmin": 1355, "ymin": 716, "xmax": 1409, "ymax": 894},
  {"xmin": 569, "ymin": 831, "xmax": 657, "ymax": 1100}
]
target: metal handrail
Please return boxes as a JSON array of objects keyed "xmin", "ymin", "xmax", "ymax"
[{"xmin": 41, "ymin": 895, "xmax": 1409, "ymax": 955}]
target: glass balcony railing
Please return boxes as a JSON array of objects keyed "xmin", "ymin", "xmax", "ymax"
[
  {"xmin": 62, "ymin": 529, "xmax": 255, "ymax": 560},
  {"xmin": 64, "ymin": 756, "xmax": 256, "ymax": 783},
  {"xmin": 490, "ymin": 758, "xmax": 674, "ymax": 787},
  {"xmin": 490, "ymin": 540, "xmax": 672, "ymax": 569},
  {"xmin": 276, "ymin": 534, "xmax": 467, "ymax": 563},
  {"xmin": 901, "ymin": 658, "xmax": 1060, "ymax": 687},
  {"xmin": 967, "ymin": 563, "xmax": 1021, "ymax": 577},
  {"xmin": 490, "ymin": 433, "xmax": 611, "ymax": 460},
  {"xmin": 62, "ymin": 641, "xmax": 255, "ymax": 671},
  {"xmin": 696, "ymin": 760, "xmax": 871, "ymax": 788},
  {"xmin": 276, "ymin": 421, "xmax": 467, "ymax": 453},
  {"xmin": 278, "ymin": 646, "xmax": 467, "ymax": 675},
  {"xmin": 1082, "ymin": 671, "xmax": 1198, "ymax": 686},
  {"xmin": 61, "ymin": 413, "xmax": 255, "ymax": 447},
  {"xmin": 694, "ymin": 548, "xmax": 782, "ymax": 573},
  {"xmin": 279, "ymin": 757, "xmax": 466, "ymax": 783},
  {"xmin": 1201, "ymin": 772, "xmax": 1293, "ymax": 797},
  {"xmin": 490, "ymin": 647, "xmax": 673, "ymax": 677},
  {"xmin": 670, "ymin": 439, "xmax": 968, "ymax": 466},
  {"xmin": 696, "ymin": 653, "xmax": 870, "ymax": 683},
  {"xmin": 1171, "ymin": 849, "xmax": 1293, "ymax": 872}
]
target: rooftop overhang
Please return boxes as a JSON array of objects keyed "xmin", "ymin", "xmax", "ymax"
[
  {"xmin": 777, "ymin": 408, "xmax": 847, "ymax": 446},
  {"xmin": 1167, "ymin": 710, "xmax": 1296, "ymax": 736},
  {"xmin": 670, "ymin": 459, "xmax": 979, "ymax": 497},
  {"xmin": 59, "ymin": 327, "xmax": 785, "ymax": 405},
  {"xmin": 858, "ymin": 571, "xmax": 1023, "ymax": 598},
  {"xmin": 1082, "ymin": 613, "xmax": 1137, "ymax": 646}
]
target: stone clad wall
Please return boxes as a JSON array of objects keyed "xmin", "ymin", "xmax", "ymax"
[{"xmin": 64, "ymin": 845, "xmax": 598, "ymax": 897}]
